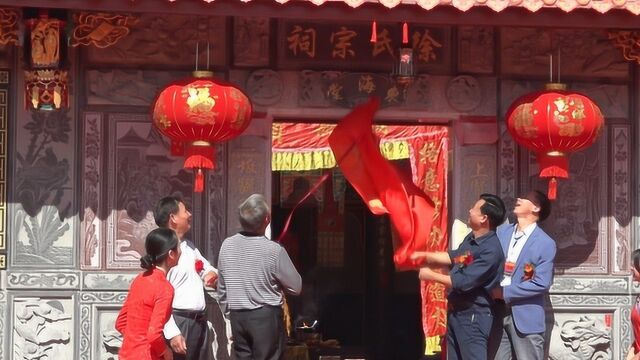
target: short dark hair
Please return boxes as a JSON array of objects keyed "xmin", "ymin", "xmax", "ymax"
[
  {"xmin": 154, "ymin": 196, "xmax": 182, "ymax": 228},
  {"xmin": 479, "ymin": 193, "xmax": 506, "ymax": 230},
  {"xmin": 140, "ymin": 228, "xmax": 179, "ymax": 270},
  {"xmin": 526, "ymin": 190, "xmax": 551, "ymax": 222},
  {"xmin": 632, "ymin": 249, "xmax": 640, "ymax": 273}
]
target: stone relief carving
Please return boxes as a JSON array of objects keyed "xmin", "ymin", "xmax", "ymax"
[
  {"xmin": 498, "ymin": 124, "xmax": 516, "ymax": 214},
  {"xmin": 0, "ymin": 301, "xmax": 5, "ymax": 360},
  {"xmin": 501, "ymin": 28, "xmax": 628, "ymax": 79},
  {"xmin": 86, "ymin": 70, "xmax": 187, "ymax": 106},
  {"xmin": 106, "ymin": 114, "xmax": 193, "ymax": 269},
  {"xmin": 79, "ymin": 305, "xmax": 91, "ymax": 360},
  {"xmin": 570, "ymin": 83, "xmax": 628, "ymax": 119},
  {"xmin": 80, "ymin": 292, "xmax": 127, "ymax": 304},
  {"xmin": 83, "ymin": 273, "xmax": 135, "ymax": 290},
  {"xmin": 97, "ymin": 311, "xmax": 122, "ymax": 360},
  {"xmin": 208, "ymin": 143, "xmax": 226, "ymax": 266},
  {"xmin": 13, "ymin": 299, "xmax": 73, "ymax": 360},
  {"xmin": 458, "ymin": 26, "xmax": 494, "ymax": 74},
  {"xmin": 551, "ymin": 277, "xmax": 628, "ymax": 293},
  {"xmin": 528, "ymin": 135, "xmax": 607, "ymax": 274},
  {"xmin": 246, "ymin": 69, "xmax": 284, "ymax": 106},
  {"xmin": 7, "ymin": 272, "xmax": 78, "ymax": 289},
  {"xmin": 14, "ymin": 110, "xmax": 74, "ymax": 266},
  {"xmin": 233, "ymin": 17, "xmax": 270, "ymax": 67},
  {"xmin": 299, "ymin": 70, "xmax": 338, "ymax": 108},
  {"xmin": 549, "ymin": 315, "xmax": 611, "ymax": 360},
  {"xmin": 85, "ymin": 15, "xmax": 227, "ymax": 67},
  {"xmin": 550, "ymin": 295, "xmax": 630, "ymax": 306},
  {"xmin": 611, "ymin": 126, "xmax": 630, "ymax": 273},
  {"xmin": 445, "ymin": 75, "xmax": 482, "ymax": 112},
  {"xmin": 101, "ymin": 328, "xmax": 122, "ymax": 360},
  {"xmin": 82, "ymin": 113, "xmax": 102, "ymax": 269}
]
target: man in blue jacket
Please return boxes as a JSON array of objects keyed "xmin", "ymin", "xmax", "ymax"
[
  {"xmin": 491, "ymin": 190, "xmax": 556, "ymax": 360},
  {"xmin": 413, "ymin": 193, "xmax": 506, "ymax": 360}
]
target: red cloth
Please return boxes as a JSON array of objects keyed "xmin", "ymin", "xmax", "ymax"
[
  {"xmin": 328, "ymin": 97, "xmax": 434, "ymax": 269},
  {"xmin": 632, "ymin": 300, "xmax": 640, "ymax": 352},
  {"xmin": 116, "ymin": 268, "xmax": 174, "ymax": 360}
]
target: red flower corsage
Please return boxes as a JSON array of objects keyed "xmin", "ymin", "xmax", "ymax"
[
  {"xmin": 195, "ymin": 259, "xmax": 204, "ymax": 274},
  {"xmin": 453, "ymin": 251, "xmax": 474, "ymax": 268},
  {"xmin": 522, "ymin": 263, "xmax": 535, "ymax": 281}
]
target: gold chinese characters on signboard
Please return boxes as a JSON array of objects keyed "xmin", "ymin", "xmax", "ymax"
[{"xmin": 284, "ymin": 21, "xmax": 445, "ymax": 66}]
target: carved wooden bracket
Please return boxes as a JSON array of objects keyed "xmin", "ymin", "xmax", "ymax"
[
  {"xmin": 608, "ymin": 30, "xmax": 640, "ymax": 64},
  {"xmin": 71, "ymin": 12, "xmax": 138, "ymax": 48},
  {"xmin": 0, "ymin": 8, "xmax": 20, "ymax": 46}
]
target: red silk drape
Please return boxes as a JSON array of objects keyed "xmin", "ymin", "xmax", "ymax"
[{"xmin": 272, "ymin": 109, "xmax": 449, "ymax": 354}]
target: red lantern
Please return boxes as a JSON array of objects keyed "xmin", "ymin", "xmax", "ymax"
[
  {"xmin": 505, "ymin": 83, "xmax": 603, "ymax": 200},
  {"xmin": 152, "ymin": 71, "xmax": 253, "ymax": 192}
]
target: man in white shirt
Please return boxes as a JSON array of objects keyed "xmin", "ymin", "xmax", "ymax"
[{"xmin": 154, "ymin": 196, "xmax": 218, "ymax": 360}]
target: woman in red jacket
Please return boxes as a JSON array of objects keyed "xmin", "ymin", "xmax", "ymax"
[
  {"xmin": 116, "ymin": 228, "xmax": 181, "ymax": 360},
  {"xmin": 628, "ymin": 249, "xmax": 640, "ymax": 360}
]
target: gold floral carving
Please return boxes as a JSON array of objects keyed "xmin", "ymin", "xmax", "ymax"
[
  {"xmin": 28, "ymin": 17, "xmax": 62, "ymax": 68},
  {"xmin": 72, "ymin": 12, "xmax": 137, "ymax": 48},
  {"xmin": 0, "ymin": 8, "xmax": 19, "ymax": 45},
  {"xmin": 609, "ymin": 30, "xmax": 640, "ymax": 64}
]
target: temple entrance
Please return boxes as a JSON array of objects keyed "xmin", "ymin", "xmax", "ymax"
[{"xmin": 270, "ymin": 121, "xmax": 449, "ymax": 360}]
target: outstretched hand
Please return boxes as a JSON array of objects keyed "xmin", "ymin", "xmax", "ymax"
[{"xmin": 204, "ymin": 271, "xmax": 218, "ymax": 288}]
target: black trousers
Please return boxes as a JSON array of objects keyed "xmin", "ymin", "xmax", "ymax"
[
  {"xmin": 447, "ymin": 307, "xmax": 493, "ymax": 360},
  {"xmin": 229, "ymin": 305, "xmax": 285, "ymax": 360},
  {"xmin": 172, "ymin": 313, "xmax": 209, "ymax": 360}
]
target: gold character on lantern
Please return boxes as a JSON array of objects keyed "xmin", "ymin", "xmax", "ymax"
[
  {"xmin": 330, "ymin": 26, "xmax": 357, "ymax": 59},
  {"xmin": 186, "ymin": 87, "xmax": 217, "ymax": 125},
  {"xmin": 372, "ymin": 28, "xmax": 394, "ymax": 57},
  {"xmin": 412, "ymin": 29, "xmax": 442, "ymax": 63},
  {"xmin": 358, "ymin": 75, "xmax": 376, "ymax": 94},
  {"xmin": 513, "ymin": 103, "xmax": 538, "ymax": 139},
  {"xmin": 287, "ymin": 25, "xmax": 316, "ymax": 58},
  {"xmin": 553, "ymin": 96, "xmax": 585, "ymax": 137}
]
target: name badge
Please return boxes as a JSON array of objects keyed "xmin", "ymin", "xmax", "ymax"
[{"xmin": 504, "ymin": 261, "xmax": 515, "ymax": 276}]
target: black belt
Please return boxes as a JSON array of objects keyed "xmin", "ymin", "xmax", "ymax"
[{"xmin": 173, "ymin": 309, "xmax": 206, "ymax": 321}]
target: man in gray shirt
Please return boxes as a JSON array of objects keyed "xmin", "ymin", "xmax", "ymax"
[{"xmin": 217, "ymin": 193, "xmax": 302, "ymax": 360}]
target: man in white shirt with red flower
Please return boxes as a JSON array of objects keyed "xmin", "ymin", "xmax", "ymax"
[{"xmin": 154, "ymin": 196, "xmax": 218, "ymax": 360}]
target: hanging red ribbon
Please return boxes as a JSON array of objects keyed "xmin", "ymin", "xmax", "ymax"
[
  {"xmin": 370, "ymin": 20, "xmax": 377, "ymax": 43},
  {"xmin": 402, "ymin": 22, "xmax": 409, "ymax": 44}
]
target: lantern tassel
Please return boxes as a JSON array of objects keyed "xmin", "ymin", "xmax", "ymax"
[
  {"xmin": 184, "ymin": 145, "xmax": 215, "ymax": 170},
  {"xmin": 194, "ymin": 169, "xmax": 204, "ymax": 193},
  {"xmin": 548, "ymin": 177, "xmax": 557, "ymax": 200},
  {"xmin": 370, "ymin": 21, "xmax": 377, "ymax": 43},
  {"xmin": 402, "ymin": 22, "xmax": 409, "ymax": 44}
]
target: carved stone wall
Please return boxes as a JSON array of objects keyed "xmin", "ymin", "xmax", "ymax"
[{"xmin": 0, "ymin": 19, "xmax": 637, "ymax": 360}]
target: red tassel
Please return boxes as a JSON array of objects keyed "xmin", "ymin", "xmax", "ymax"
[
  {"xmin": 194, "ymin": 169, "xmax": 204, "ymax": 192},
  {"xmin": 370, "ymin": 21, "xmax": 377, "ymax": 43},
  {"xmin": 548, "ymin": 177, "xmax": 557, "ymax": 200},
  {"xmin": 402, "ymin": 22, "xmax": 409, "ymax": 44},
  {"xmin": 184, "ymin": 145, "xmax": 215, "ymax": 170}
]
